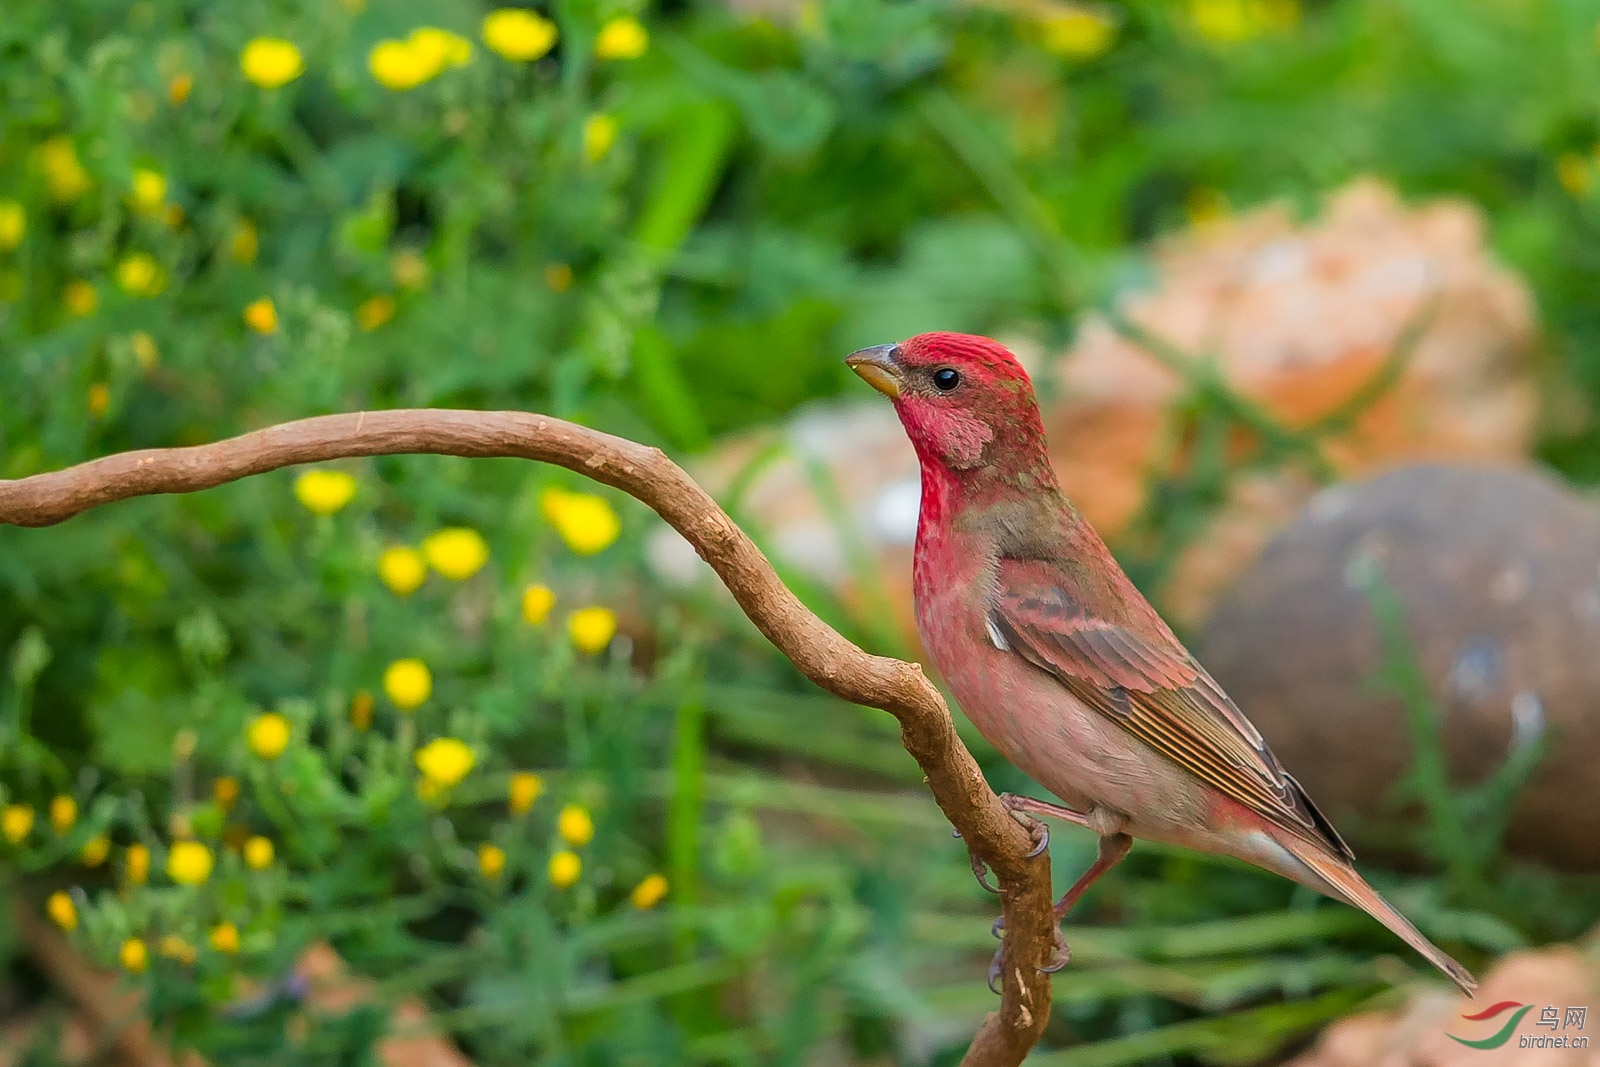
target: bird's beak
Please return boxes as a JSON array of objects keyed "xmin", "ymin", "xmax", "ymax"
[{"xmin": 845, "ymin": 344, "xmax": 904, "ymax": 399}]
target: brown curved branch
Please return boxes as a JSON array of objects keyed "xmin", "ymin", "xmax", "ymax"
[{"xmin": 0, "ymin": 409, "xmax": 1055, "ymax": 1064}]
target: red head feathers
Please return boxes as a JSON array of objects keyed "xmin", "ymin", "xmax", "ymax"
[{"xmin": 845, "ymin": 332, "xmax": 1054, "ymax": 484}]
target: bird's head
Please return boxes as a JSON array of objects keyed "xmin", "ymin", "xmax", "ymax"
[{"xmin": 846, "ymin": 332, "xmax": 1051, "ymax": 478}]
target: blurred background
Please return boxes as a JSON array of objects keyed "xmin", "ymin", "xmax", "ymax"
[{"xmin": 3, "ymin": 0, "xmax": 1600, "ymax": 1064}]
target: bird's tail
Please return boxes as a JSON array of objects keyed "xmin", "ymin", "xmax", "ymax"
[{"xmin": 1291, "ymin": 844, "xmax": 1477, "ymax": 997}]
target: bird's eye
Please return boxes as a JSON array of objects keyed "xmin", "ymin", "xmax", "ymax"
[{"xmin": 931, "ymin": 368, "xmax": 961, "ymax": 392}]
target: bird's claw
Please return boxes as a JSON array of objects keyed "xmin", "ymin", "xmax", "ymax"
[
  {"xmin": 985, "ymin": 926, "xmax": 1072, "ymax": 994},
  {"xmin": 969, "ymin": 850, "xmax": 1000, "ymax": 894},
  {"xmin": 995, "ymin": 797, "xmax": 1051, "ymax": 858},
  {"xmin": 1023, "ymin": 816, "xmax": 1049, "ymax": 858},
  {"xmin": 1039, "ymin": 928, "xmax": 1072, "ymax": 974},
  {"xmin": 991, "ymin": 915, "xmax": 1005, "ymax": 939}
]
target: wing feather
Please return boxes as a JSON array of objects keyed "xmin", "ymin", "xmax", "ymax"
[{"xmin": 990, "ymin": 559, "xmax": 1351, "ymax": 861}]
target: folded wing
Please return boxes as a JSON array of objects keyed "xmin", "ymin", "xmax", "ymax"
[{"xmin": 989, "ymin": 557, "xmax": 1352, "ymax": 862}]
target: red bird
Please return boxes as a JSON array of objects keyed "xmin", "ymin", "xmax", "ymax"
[{"xmin": 847, "ymin": 332, "xmax": 1476, "ymax": 995}]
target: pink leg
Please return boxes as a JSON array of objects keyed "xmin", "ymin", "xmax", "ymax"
[
  {"xmin": 1038, "ymin": 832, "xmax": 1132, "ymax": 974},
  {"xmin": 1000, "ymin": 793, "xmax": 1092, "ymax": 830},
  {"xmin": 1053, "ymin": 832, "xmax": 1131, "ymax": 919}
]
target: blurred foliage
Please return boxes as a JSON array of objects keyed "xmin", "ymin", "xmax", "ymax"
[{"xmin": 3, "ymin": 0, "xmax": 1600, "ymax": 1064}]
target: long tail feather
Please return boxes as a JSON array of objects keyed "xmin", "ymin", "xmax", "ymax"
[{"xmin": 1292, "ymin": 845, "xmax": 1477, "ymax": 996}]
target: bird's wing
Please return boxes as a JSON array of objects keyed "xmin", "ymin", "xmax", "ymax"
[{"xmin": 989, "ymin": 558, "xmax": 1352, "ymax": 861}]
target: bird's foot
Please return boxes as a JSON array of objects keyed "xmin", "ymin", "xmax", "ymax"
[
  {"xmin": 968, "ymin": 849, "xmax": 1000, "ymax": 894},
  {"xmin": 955, "ymin": 796, "xmax": 1061, "ymax": 897},
  {"xmin": 1019, "ymin": 814, "xmax": 1049, "ymax": 858},
  {"xmin": 1041, "ymin": 925, "xmax": 1072, "ymax": 973},
  {"xmin": 954, "ymin": 825, "xmax": 1005, "ymax": 894},
  {"xmin": 985, "ymin": 923, "xmax": 1073, "ymax": 994}
]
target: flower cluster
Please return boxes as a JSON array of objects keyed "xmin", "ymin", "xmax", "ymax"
[
  {"xmin": 369, "ymin": 28, "xmax": 474, "ymax": 91},
  {"xmin": 237, "ymin": 12, "xmax": 652, "ymax": 100}
]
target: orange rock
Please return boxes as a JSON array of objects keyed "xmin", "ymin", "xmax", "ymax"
[{"xmin": 1043, "ymin": 178, "xmax": 1537, "ymax": 624}]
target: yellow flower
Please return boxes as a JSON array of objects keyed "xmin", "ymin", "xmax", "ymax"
[
  {"xmin": 130, "ymin": 169, "xmax": 167, "ymax": 214},
  {"xmin": 521, "ymin": 584, "xmax": 556, "ymax": 625},
  {"xmin": 583, "ymin": 114, "xmax": 618, "ymax": 163},
  {"xmin": 47, "ymin": 891, "xmax": 77, "ymax": 930},
  {"xmin": 548, "ymin": 849, "xmax": 581, "ymax": 888},
  {"xmin": 595, "ymin": 16, "xmax": 648, "ymax": 60},
  {"xmin": 350, "ymin": 690, "xmax": 374, "ymax": 731},
  {"xmin": 165, "ymin": 203, "xmax": 186, "ymax": 228},
  {"xmin": 540, "ymin": 488, "xmax": 621, "ymax": 555},
  {"xmin": 213, "ymin": 777, "xmax": 240, "ymax": 810},
  {"xmin": 356, "ymin": 294, "xmax": 396, "ymax": 330},
  {"xmin": 0, "ymin": 200, "xmax": 25, "ymax": 249},
  {"xmin": 509, "ymin": 771, "xmax": 543, "ymax": 815},
  {"xmin": 568, "ymin": 607, "xmax": 618, "ymax": 655},
  {"xmin": 244, "ymin": 296, "xmax": 278, "ymax": 334},
  {"xmin": 391, "ymin": 248, "xmax": 429, "ymax": 289},
  {"xmin": 544, "ymin": 262, "xmax": 573, "ymax": 292},
  {"xmin": 410, "ymin": 27, "xmax": 474, "ymax": 69},
  {"xmin": 477, "ymin": 843, "xmax": 506, "ymax": 878},
  {"xmin": 209, "ymin": 921, "xmax": 240, "ymax": 954},
  {"xmin": 1559, "ymin": 153, "xmax": 1591, "ymax": 198},
  {"xmin": 1191, "ymin": 0, "xmax": 1252, "ymax": 42},
  {"xmin": 243, "ymin": 836, "xmax": 274, "ymax": 870},
  {"xmin": 120, "ymin": 938, "xmax": 149, "ymax": 972},
  {"xmin": 87, "ymin": 382, "xmax": 110, "ymax": 417},
  {"xmin": 557, "ymin": 803, "xmax": 594, "ymax": 847},
  {"xmin": 1040, "ymin": 7, "xmax": 1118, "ymax": 59},
  {"xmin": 39, "ymin": 137, "xmax": 91, "ymax": 203},
  {"xmin": 64, "ymin": 280, "xmax": 97, "ymax": 316},
  {"xmin": 167, "ymin": 840, "xmax": 214, "ymax": 885},
  {"xmin": 130, "ymin": 331, "xmax": 159, "ymax": 370},
  {"xmin": 379, "ymin": 546, "xmax": 427, "ymax": 595},
  {"xmin": 384, "ymin": 658, "xmax": 432, "ymax": 710},
  {"xmin": 126, "ymin": 843, "xmax": 151, "ymax": 885},
  {"xmin": 294, "ymin": 469, "xmax": 357, "ymax": 515},
  {"xmin": 415, "ymin": 737, "xmax": 475, "ymax": 789},
  {"xmin": 482, "ymin": 9, "xmax": 559, "ymax": 61},
  {"xmin": 2, "ymin": 804, "xmax": 33, "ymax": 844},
  {"xmin": 241, "ymin": 38, "xmax": 305, "ymax": 89},
  {"xmin": 248, "ymin": 712, "xmax": 291, "ymax": 760},
  {"xmin": 369, "ymin": 38, "xmax": 444, "ymax": 91},
  {"xmin": 423, "ymin": 527, "xmax": 489, "ymax": 580},
  {"xmin": 230, "ymin": 219, "xmax": 259, "ymax": 264},
  {"xmin": 116, "ymin": 253, "xmax": 164, "ymax": 296},
  {"xmin": 168, "ymin": 73, "xmax": 193, "ymax": 104},
  {"xmin": 630, "ymin": 873, "xmax": 668, "ymax": 909},
  {"xmin": 159, "ymin": 935, "xmax": 196, "ymax": 964},
  {"xmin": 81, "ymin": 835, "xmax": 111, "ymax": 867},
  {"xmin": 1190, "ymin": 0, "xmax": 1296, "ymax": 42},
  {"xmin": 50, "ymin": 795, "xmax": 77, "ymax": 833}
]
